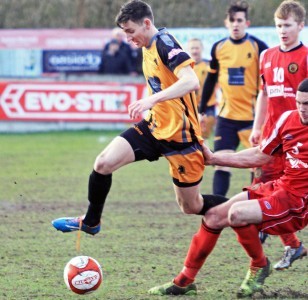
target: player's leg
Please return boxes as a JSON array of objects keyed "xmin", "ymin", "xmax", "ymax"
[
  {"xmin": 148, "ymin": 140, "xmax": 231, "ymax": 295},
  {"xmin": 231, "ymin": 183, "xmax": 308, "ymax": 296},
  {"xmin": 251, "ymin": 156, "xmax": 307, "ymax": 268},
  {"xmin": 82, "ymin": 136, "xmax": 136, "ymax": 227},
  {"xmin": 238, "ymin": 126, "xmax": 254, "ymax": 183},
  {"xmin": 147, "ymin": 218, "xmax": 215, "ymax": 295},
  {"xmin": 234, "ymin": 224, "xmax": 272, "ymax": 297},
  {"xmin": 229, "ymin": 198, "xmax": 269, "ymax": 267},
  {"xmin": 213, "ymin": 117, "xmax": 240, "ymax": 196},
  {"xmin": 228, "ymin": 198, "xmax": 272, "ymax": 297},
  {"xmin": 273, "ymin": 195, "xmax": 308, "ymax": 269},
  {"xmin": 52, "ymin": 136, "xmax": 136, "ymax": 234},
  {"xmin": 172, "ymin": 193, "xmax": 242, "ymax": 282},
  {"xmin": 159, "ymin": 141, "xmax": 206, "ymax": 214},
  {"xmin": 167, "ymin": 140, "xmax": 229, "ymax": 214},
  {"xmin": 52, "ymin": 120, "xmax": 161, "ymax": 234},
  {"xmin": 213, "ymin": 156, "xmax": 233, "ymax": 196},
  {"xmin": 274, "ymin": 234, "xmax": 307, "ymax": 270},
  {"xmin": 148, "ymin": 193, "xmax": 243, "ymax": 296},
  {"xmin": 173, "ymin": 183, "xmax": 204, "ymax": 214}
]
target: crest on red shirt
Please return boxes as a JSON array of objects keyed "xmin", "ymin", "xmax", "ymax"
[{"xmin": 288, "ymin": 63, "xmax": 298, "ymax": 74}]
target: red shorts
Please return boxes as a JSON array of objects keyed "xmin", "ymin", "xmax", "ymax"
[{"xmin": 245, "ymin": 181, "xmax": 308, "ymax": 235}]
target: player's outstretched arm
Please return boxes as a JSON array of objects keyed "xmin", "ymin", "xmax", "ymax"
[{"xmin": 203, "ymin": 145, "xmax": 271, "ymax": 168}]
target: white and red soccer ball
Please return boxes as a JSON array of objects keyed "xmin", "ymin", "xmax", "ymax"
[{"xmin": 63, "ymin": 256, "xmax": 103, "ymax": 295}]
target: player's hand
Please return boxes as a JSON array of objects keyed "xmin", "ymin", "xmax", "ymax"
[
  {"xmin": 249, "ymin": 129, "xmax": 261, "ymax": 147},
  {"xmin": 128, "ymin": 98, "xmax": 155, "ymax": 119},
  {"xmin": 201, "ymin": 142, "xmax": 214, "ymax": 165}
]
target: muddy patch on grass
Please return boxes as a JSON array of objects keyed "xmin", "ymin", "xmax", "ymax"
[
  {"xmin": 0, "ymin": 198, "xmax": 177, "ymax": 213},
  {"xmin": 253, "ymin": 288, "xmax": 308, "ymax": 299},
  {"xmin": 0, "ymin": 200, "xmax": 72, "ymax": 213}
]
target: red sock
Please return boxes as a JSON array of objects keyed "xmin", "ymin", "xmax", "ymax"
[
  {"xmin": 233, "ymin": 224, "xmax": 266, "ymax": 268},
  {"xmin": 174, "ymin": 220, "xmax": 222, "ymax": 287},
  {"xmin": 279, "ymin": 233, "xmax": 301, "ymax": 248}
]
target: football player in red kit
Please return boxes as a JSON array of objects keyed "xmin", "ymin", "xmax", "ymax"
[
  {"xmin": 250, "ymin": 0, "xmax": 307, "ymax": 270},
  {"xmin": 149, "ymin": 77, "xmax": 308, "ymax": 297},
  {"xmin": 149, "ymin": 1, "xmax": 307, "ymax": 296}
]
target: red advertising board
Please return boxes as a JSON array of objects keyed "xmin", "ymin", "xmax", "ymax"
[
  {"xmin": 0, "ymin": 82, "xmax": 146, "ymax": 122},
  {"xmin": 0, "ymin": 29, "xmax": 112, "ymax": 49}
]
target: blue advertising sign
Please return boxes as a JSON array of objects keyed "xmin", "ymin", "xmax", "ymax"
[{"xmin": 43, "ymin": 50, "xmax": 102, "ymax": 72}]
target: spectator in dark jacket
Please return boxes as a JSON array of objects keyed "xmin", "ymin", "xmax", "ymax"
[
  {"xmin": 99, "ymin": 39, "xmax": 133, "ymax": 74},
  {"xmin": 102, "ymin": 27, "xmax": 141, "ymax": 75}
]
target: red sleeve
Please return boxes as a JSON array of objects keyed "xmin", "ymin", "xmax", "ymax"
[
  {"xmin": 260, "ymin": 110, "xmax": 292, "ymax": 156},
  {"xmin": 259, "ymin": 49, "xmax": 267, "ymax": 91}
]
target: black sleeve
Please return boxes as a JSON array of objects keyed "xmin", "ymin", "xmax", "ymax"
[
  {"xmin": 250, "ymin": 35, "xmax": 268, "ymax": 56},
  {"xmin": 199, "ymin": 72, "xmax": 218, "ymax": 114},
  {"xmin": 156, "ymin": 33, "xmax": 191, "ymax": 73},
  {"xmin": 198, "ymin": 42, "xmax": 219, "ymax": 114},
  {"xmin": 258, "ymin": 40, "xmax": 268, "ymax": 56}
]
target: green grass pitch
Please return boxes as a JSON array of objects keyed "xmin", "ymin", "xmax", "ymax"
[{"xmin": 0, "ymin": 130, "xmax": 307, "ymax": 299}]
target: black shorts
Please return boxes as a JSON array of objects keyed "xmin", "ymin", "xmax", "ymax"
[
  {"xmin": 120, "ymin": 120, "xmax": 161, "ymax": 162},
  {"xmin": 120, "ymin": 120, "xmax": 204, "ymax": 187},
  {"xmin": 214, "ymin": 116, "xmax": 253, "ymax": 151}
]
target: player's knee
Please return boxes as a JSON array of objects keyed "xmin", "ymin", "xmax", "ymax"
[
  {"xmin": 204, "ymin": 211, "xmax": 225, "ymax": 229},
  {"xmin": 228, "ymin": 203, "xmax": 244, "ymax": 226},
  {"xmin": 178, "ymin": 202, "xmax": 195, "ymax": 214},
  {"xmin": 94, "ymin": 154, "xmax": 112, "ymax": 174},
  {"xmin": 176, "ymin": 196, "xmax": 200, "ymax": 214}
]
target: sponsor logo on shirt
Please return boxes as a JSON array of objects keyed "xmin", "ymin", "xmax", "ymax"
[
  {"xmin": 267, "ymin": 84, "xmax": 284, "ymax": 97},
  {"xmin": 264, "ymin": 62, "xmax": 271, "ymax": 68},
  {"xmin": 267, "ymin": 85, "xmax": 296, "ymax": 98},
  {"xmin": 283, "ymin": 134, "xmax": 293, "ymax": 140},
  {"xmin": 286, "ymin": 152, "xmax": 308, "ymax": 168},
  {"xmin": 168, "ymin": 48, "xmax": 184, "ymax": 60},
  {"xmin": 264, "ymin": 201, "xmax": 272, "ymax": 210}
]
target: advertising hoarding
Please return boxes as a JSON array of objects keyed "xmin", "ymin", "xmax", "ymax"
[{"xmin": 0, "ymin": 81, "xmax": 146, "ymax": 122}]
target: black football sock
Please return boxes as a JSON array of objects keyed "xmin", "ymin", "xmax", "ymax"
[
  {"xmin": 213, "ymin": 170, "xmax": 230, "ymax": 196},
  {"xmin": 83, "ymin": 170, "xmax": 112, "ymax": 227},
  {"xmin": 198, "ymin": 194, "xmax": 229, "ymax": 215}
]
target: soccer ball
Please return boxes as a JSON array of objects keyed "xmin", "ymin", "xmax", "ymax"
[{"xmin": 63, "ymin": 256, "xmax": 103, "ymax": 295}]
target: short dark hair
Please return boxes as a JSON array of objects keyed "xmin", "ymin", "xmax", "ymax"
[
  {"xmin": 227, "ymin": 1, "xmax": 249, "ymax": 20},
  {"xmin": 115, "ymin": 0, "xmax": 154, "ymax": 27},
  {"xmin": 298, "ymin": 78, "xmax": 308, "ymax": 93}
]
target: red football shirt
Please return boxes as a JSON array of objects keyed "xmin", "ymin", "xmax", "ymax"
[
  {"xmin": 260, "ymin": 43, "xmax": 308, "ymax": 137},
  {"xmin": 260, "ymin": 110, "xmax": 308, "ymax": 198}
]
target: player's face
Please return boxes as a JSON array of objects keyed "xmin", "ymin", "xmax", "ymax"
[
  {"xmin": 296, "ymin": 91, "xmax": 308, "ymax": 125},
  {"xmin": 275, "ymin": 16, "xmax": 304, "ymax": 51},
  {"xmin": 187, "ymin": 40, "xmax": 203, "ymax": 63},
  {"xmin": 225, "ymin": 12, "xmax": 250, "ymax": 40},
  {"xmin": 120, "ymin": 19, "xmax": 149, "ymax": 48}
]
